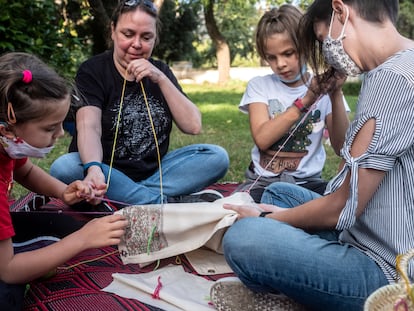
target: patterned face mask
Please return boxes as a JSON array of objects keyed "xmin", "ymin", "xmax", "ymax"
[
  {"xmin": 322, "ymin": 7, "xmax": 362, "ymax": 76},
  {"xmin": 0, "ymin": 135, "xmax": 54, "ymax": 159}
]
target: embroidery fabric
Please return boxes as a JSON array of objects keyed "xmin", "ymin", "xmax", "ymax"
[
  {"xmin": 119, "ymin": 204, "xmax": 167, "ymax": 259},
  {"xmin": 115, "ymin": 192, "xmax": 254, "ymax": 265}
]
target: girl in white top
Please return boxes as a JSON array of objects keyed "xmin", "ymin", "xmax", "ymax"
[{"xmin": 235, "ymin": 4, "xmax": 350, "ymax": 202}]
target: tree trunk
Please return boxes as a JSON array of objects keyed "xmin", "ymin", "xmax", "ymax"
[
  {"xmin": 87, "ymin": 0, "xmax": 112, "ymax": 54},
  {"xmin": 204, "ymin": 0, "xmax": 230, "ymax": 85}
]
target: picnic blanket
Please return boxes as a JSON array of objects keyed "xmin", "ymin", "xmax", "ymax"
[{"xmin": 11, "ymin": 182, "xmax": 240, "ymax": 311}]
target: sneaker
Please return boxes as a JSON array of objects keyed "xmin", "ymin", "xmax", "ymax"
[
  {"xmin": 167, "ymin": 189, "xmax": 224, "ymax": 203},
  {"xmin": 210, "ymin": 277, "xmax": 307, "ymax": 311}
]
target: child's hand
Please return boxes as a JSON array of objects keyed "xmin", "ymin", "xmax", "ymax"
[
  {"xmin": 62, "ymin": 180, "xmax": 106, "ymax": 205},
  {"xmin": 78, "ymin": 214, "xmax": 128, "ymax": 248}
]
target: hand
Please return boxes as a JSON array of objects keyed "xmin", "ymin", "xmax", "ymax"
[
  {"xmin": 77, "ymin": 214, "xmax": 128, "ymax": 248},
  {"xmin": 62, "ymin": 180, "xmax": 92, "ymax": 205},
  {"xmin": 223, "ymin": 203, "xmax": 285, "ymax": 219},
  {"xmin": 308, "ymin": 69, "xmax": 347, "ymax": 98},
  {"xmin": 127, "ymin": 59, "xmax": 165, "ymax": 84},
  {"xmin": 62, "ymin": 180, "xmax": 106, "ymax": 206},
  {"xmin": 83, "ymin": 168, "xmax": 107, "ymax": 204}
]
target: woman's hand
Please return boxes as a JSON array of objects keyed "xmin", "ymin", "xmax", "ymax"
[
  {"xmin": 223, "ymin": 202, "xmax": 285, "ymax": 219},
  {"xmin": 308, "ymin": 69, "xmax": 347, "ymax": 98},
  {"xmin": 127, "ymin": 59, "xmax": 166, "ymax": 84},
  {"xmin": 83, "ymin": 167, "xmax": 107, "ymax": 204}
]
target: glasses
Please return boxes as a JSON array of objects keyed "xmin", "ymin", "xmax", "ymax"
[{"xmin": 124, "ymin": 0, "xmax": 157, "ymax": 13}]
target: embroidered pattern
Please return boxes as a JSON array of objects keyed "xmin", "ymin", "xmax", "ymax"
[{"xmin": 118, "ymin": 205, "xmax": 167, "ymax": 259}]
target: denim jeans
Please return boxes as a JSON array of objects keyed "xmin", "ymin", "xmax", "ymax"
[
  {"xmin": 223, "ymin": 182, "xmax": 389, "ymax": 311},
  {"xmin": 50, "ymin": 144, "xmax": 229, "ymax": 205}
]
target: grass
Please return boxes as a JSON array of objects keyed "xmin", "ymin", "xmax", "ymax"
[{"xmin": 11, "ymin": 81, "xmax": 358, "ymax": 199}]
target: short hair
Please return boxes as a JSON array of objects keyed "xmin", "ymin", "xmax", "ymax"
[
  {"xmin": 298, "ymin": 0, "xmax": 399, "ymax": 87},
  {"xmin": 343, "ymin": 0, "xmax": 399, "ymax": 25}
]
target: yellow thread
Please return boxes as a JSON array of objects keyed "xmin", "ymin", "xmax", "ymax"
[
  {"xmin": 140, "ymin": 80, "xmax": 164, "ymax": 202},
  {"xmin": 57, "ymin": 250, "xmax": 119, "ymax": 270},
  {"xmin": 106, "ymin": 77, "xmax": 127, "ymax": 189},
  {"xmin": 106, "ymin": 77, "xmax": 164, "ymax": 202}
]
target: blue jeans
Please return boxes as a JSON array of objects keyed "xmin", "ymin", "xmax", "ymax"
[
  {"xmin": 50, "ymin": 144, "xmax": 229, "ymax": 205},
  {"xmin": 223, "ymin": 182, "xmax": 388, "ymax": 311}
]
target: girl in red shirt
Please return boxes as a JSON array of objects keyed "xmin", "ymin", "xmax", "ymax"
[{"xmin": 0, "ymin": 52, "xmax": 127, "ymax": 311}]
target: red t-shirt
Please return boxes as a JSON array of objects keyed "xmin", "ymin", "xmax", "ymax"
[{"xmin": 0, "ymin": 152, "xmax": 27, "ymax": 240}]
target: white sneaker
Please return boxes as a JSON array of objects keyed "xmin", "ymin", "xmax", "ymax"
[{"xmin": 210, "ymin": 277, "xmax": 307, "ymax": 311}]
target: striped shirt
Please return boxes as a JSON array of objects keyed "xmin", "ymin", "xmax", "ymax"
[{"xmin": 325, "ymin": 48, "xmax": 414, "ymax": 283}]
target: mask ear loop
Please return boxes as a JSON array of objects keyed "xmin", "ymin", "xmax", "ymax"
[
  {"xmin": 329, "ymin": 6, "xmax": 349, "ymax": 40},
  {"xmin": 7, "ymin": 102, "xmax": 17, "ymax": 124}
]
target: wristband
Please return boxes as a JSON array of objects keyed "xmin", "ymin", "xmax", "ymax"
[
  {"xmin": 259, "ymin": 211, "xmax": 272, "ymax": 218},
  {"xmin": 83, "ymin": 161, "xmax": 102, "ymax": 176},
  {"xmin": 292, "ymin": 97, "xmax": 308, "ymax": 113}
]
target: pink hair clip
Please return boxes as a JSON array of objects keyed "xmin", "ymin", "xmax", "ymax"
[{"xmin": 22, "ymin": 70, "xmax": 32, "ymax": 84}]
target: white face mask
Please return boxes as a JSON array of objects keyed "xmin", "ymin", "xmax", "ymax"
[
  {"xmin": 0, "ymin": 136, "xmax": 54, "ymax": 159},
  {"xmin": 322, "ymin": 7, "xmax": 362, "ymax": 76}
]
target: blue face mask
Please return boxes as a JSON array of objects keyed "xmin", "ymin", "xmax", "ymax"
[{"xmin": 279, "ymin": 64, "xmax": 307, "ymax": 84}]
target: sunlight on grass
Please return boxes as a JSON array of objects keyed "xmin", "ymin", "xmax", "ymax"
[{"xmin": 199, "ymin": 104, "xmax": 236, "ymax": 112}]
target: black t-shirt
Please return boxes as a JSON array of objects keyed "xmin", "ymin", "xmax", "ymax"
[{"xmin": 70, "ymin": 50, "xmax": 184, "ymax": 181}]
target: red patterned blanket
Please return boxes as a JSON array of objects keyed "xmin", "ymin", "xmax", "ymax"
[{"xmin": 11, "ymin": 183, "xmax": 239, "ymax": 311}]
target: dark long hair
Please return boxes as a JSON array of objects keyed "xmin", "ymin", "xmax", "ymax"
[{"xmin": 298, "ymin": 0, "xmax": 334, "ymax": 89}]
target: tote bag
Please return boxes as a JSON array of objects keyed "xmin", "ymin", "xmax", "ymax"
[{"xmin": 116, "ymin": 192, "xmax": 255, "ymax": 265}]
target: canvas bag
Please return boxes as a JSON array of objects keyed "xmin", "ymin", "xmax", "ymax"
[{"xmin": 115, "ymin": 192, "xmax": 255, "ymax": 265}]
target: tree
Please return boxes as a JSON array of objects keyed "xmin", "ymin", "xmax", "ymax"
[
  {"xmin": 0, "ymin": 0, "xmax": 86, "ymax": 78},
  {"xmin": 153, "ymin": 0, "xmax": 200, "ymax": 64},
  {"xmin": 398, "ymin": 0, "xmax": 414, "ymax": 39},
  {"xmin": 203, "ymin": 0, "xmax": 230, "ymax": 84}
]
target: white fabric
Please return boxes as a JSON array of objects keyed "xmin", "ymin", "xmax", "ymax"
[
  {"xmin": 184, "ymin": 248, "xmax": 233, "ymax": 275},
  {"xmin": 102, "ymin": 265, "xmax": 214, "ymax": 311},
  {"xmin": 239, "ymin": 73, "xmax": 349, "ymax": 178},
  {"xmin": 115, "ymin": 192, "xmax": 255, "ymax": 265}
]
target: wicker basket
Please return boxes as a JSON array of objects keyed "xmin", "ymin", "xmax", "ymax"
[{"xmin": 364, "ymin": 249, "xmax": 414, "ymax": 311}]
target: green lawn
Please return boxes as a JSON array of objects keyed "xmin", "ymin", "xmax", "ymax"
[{"xmin": 11, "ymin": 81, "xmax": 358, "ymax": 199}]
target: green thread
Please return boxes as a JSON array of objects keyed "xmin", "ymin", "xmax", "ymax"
[{"xmin": 147, "ymin": 225, "xmax": 157, "ymax": 255}]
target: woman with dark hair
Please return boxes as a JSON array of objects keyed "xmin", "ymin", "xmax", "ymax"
[{"xmin": 212, "ymin": 0, "xmax": 414, "ymax": 310}]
